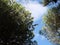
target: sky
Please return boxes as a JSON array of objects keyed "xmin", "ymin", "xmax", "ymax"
[{"xmin": 16, "ymin": 0, "xmax": 53, "ymax": 45}]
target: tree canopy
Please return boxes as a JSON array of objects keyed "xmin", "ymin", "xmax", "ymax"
[
  {"xmin": 0, "ymin": 0, "xmax": 37, "ymax": 45},
  {"xmin": 39, "ymin": 3, "xmax": 60, "ymax": 45},
  {"xmin": 42, "ymin": 0, "xmax": 57, "ymax": 6}
]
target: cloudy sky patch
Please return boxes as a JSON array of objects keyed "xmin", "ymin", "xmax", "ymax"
[
  {"xmin": 23, "ymin": 1, "xmax": 47, "ymax": 21},
  {"xmin": 16, "ymin": 0, "xmax": 52, "ymax": 45},
  {"xmin": 16, "ymin": 0, "xmax": 48, "ymax": 21}
]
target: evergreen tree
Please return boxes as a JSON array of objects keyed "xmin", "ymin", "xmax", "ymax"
[
  {"xmin": 39, "ymin": 3, "xmax": 60, "ymax": 45},
  {"xmin": 42, "ymin": 0, "xmax": 57, "ymax": 6},
  {"xmin": 0, "ymin": 0, "xmax": 37, "ymax": 45}
]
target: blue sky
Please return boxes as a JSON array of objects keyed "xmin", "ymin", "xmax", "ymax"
[{"xmin": 16, "ymin": 0, "xmax": 53, "ymax": 45}]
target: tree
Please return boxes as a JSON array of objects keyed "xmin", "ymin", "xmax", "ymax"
[
  {"xmin": 0, "ymin": 0, "xmax": 37, "ymax": 45},
  {"xmin": 42, "ymin": 0, "xmax": 57, "ymax": 6},
  {"xmin": 39, "ymin": 3, "xmax": 60, "ymax": 45}
]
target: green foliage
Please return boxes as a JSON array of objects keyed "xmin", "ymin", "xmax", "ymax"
[
  {"xmin": 0, "ymin": 0, "xmax": 37, "ymax": 45},
  {"xmin": 42, "ymin": 0, "xmax": 57, "ymax": 6},
  {"xmin": 39, "ymin": 3, "xmax": 60, "ymax": 45}
]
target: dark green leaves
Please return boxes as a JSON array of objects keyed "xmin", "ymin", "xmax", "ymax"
[{"xmin": 0, "ymin": 0, "xmax": 37, "ymax": 45}]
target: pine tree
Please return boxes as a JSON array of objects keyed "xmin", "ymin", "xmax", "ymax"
[
  {"xmin": 42, "ymin": 0, "xmax": 57, "ymax": 6},
  {"xmin": 39, "ymin": 3, "xmax": 60, "ymax": 45},
  {"xmin": 0, "ymin": 0, "xmax": 37, "ymax": 45}
]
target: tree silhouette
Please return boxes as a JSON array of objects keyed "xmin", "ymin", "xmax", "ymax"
[{"xmin": 42, "ymin": 0, "xmax": 57, "ymax": 6}]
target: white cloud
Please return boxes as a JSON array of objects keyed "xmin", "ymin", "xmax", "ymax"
[{"xmin": 22, "ymin": 1, "xmax": 48, "ymax": 21}]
